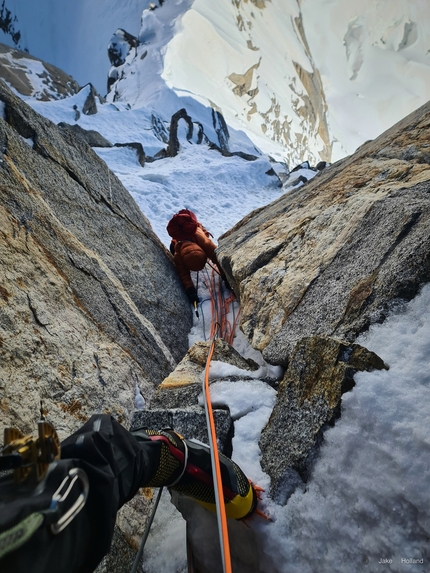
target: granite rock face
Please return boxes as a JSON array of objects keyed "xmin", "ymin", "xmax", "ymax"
[
  {"xmin": 0, "ymin": 78, "xmax": 195, "ymax": 571},
  {"xmin": 0, "ymin": 79, "xmax": 192, "ymax": 438},
  {"xmin": 259, "ymin": 336, "xmax": 387, "ymax": 501},
  {"xmin": 217, "ymin": 101, "xmax": 430, "ymax": 367},
  {"xmin": 151, "ymin": 338, "xmax": 259, "ymax": 409},
  {"xmin": 217, "ymin": 101, "xmax": 430, "ymax": 504},
  {"xmin": 187, "ymin": 338, "xmax": 259, "ymax": 371}
]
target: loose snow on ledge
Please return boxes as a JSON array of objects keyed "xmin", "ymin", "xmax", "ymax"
[{"xmin": 251, "ymin": 284, "xmax": 430, "ymax": 573}]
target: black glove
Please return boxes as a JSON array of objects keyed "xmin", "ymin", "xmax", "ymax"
[
  {"xmin": 186, "ymin": 286, "xmax": 199, "ymax": 304},
  {"xmin": 223, "ymin": 278, "xmax": 232, "ymax": 291}
]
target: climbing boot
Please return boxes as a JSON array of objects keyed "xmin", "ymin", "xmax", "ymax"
[{"xmin": 133, "ymin": 428, "xmax": 257, "ymax": 520}]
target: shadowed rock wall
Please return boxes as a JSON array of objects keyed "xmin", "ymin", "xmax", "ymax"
[{"xmin": 0, "ymin": 80, "xmax": 192, "ymax": 437}]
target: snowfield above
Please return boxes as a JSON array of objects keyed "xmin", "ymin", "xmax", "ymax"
[
  {"xmin": 2, "ymin": 0, "xmax": 430, "ymax": 165},
  {"xmin": 28, "ymin": 87, "xmax": 305, "ymax": 247}
]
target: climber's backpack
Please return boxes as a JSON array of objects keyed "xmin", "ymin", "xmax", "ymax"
[{"xmin": 167, "ymin": 209, "xmax": 198, "ymax": 241}]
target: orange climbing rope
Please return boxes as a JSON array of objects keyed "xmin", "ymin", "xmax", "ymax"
[
  {"xmin": 201, "ymin": 267, "xmax": 240, "ymax": 343},
  {"xmin": 197, "ymin": 263, "xmax": 266, "ymax": 572},
  {"xmin": 198, "ymin": 265, "xmax": 243, "ymax": 573},
  {"xmin": 202, "ymin": 326, "xmax": 232, "ymax": 573}
]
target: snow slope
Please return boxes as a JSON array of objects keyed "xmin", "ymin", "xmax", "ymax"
[
  {"xmin": 2, "ymin": 0, "xmax": 430, "ymax": 164},
  {"xmin": 27, "ymin": 87, "xmax": 293, "ymax": 247}
]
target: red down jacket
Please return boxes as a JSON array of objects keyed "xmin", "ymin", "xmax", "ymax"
[
  {"xmin": 172, "ymin": 224, "xmax": 224, "ymax": 291},
  {"xmin": 167, "ymin": 210, "xmax": 225, "ymax": 293}
]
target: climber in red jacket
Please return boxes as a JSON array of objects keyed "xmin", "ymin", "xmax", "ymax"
[{"xmin": 167, "ymin": 209, "xmax": 229, "ymax": 304}]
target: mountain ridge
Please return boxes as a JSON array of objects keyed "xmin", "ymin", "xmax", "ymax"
[{"xmin": 1, "ymin": 0, "xmax": 429, "ymax": 164}]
